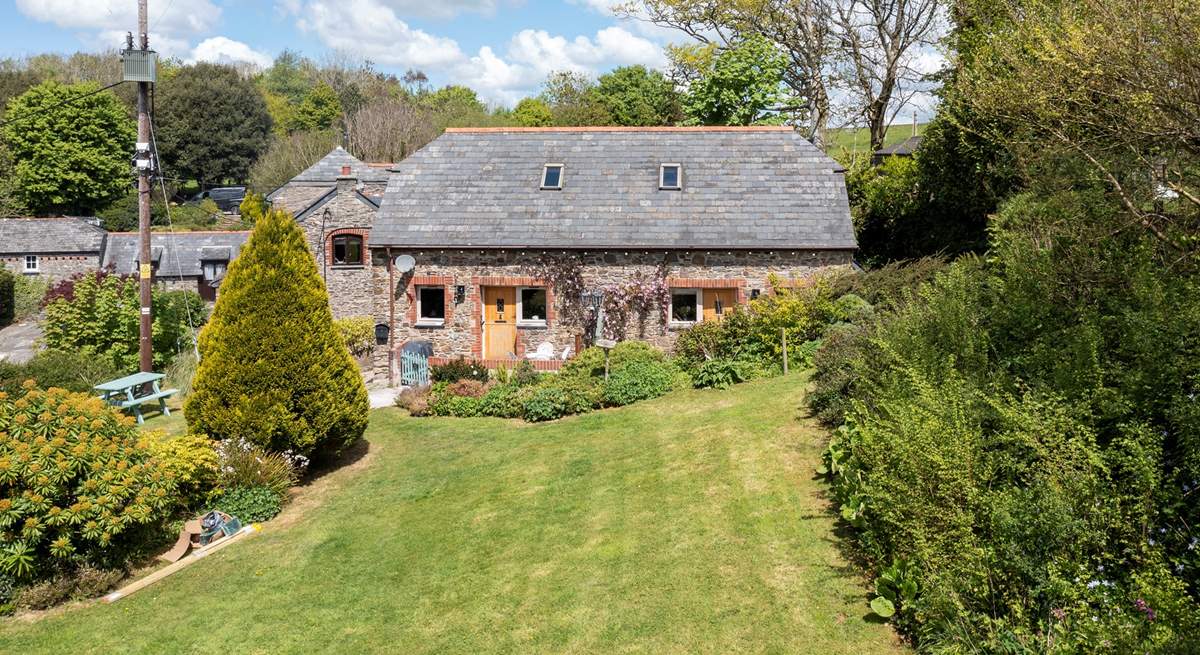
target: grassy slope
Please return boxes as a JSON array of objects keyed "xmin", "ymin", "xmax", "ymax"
[
  {"xmin": 824, "ymin": 124, "xmax": 926, "ymax": 154},
  {"xmin": 1, "ymin": 374, "xmax": 904, "ymax": 654}
]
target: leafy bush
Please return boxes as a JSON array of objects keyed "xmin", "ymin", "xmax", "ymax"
[
  {"xmin": 477, "ymin": 383, "xmax": 524, "ymax": 418},
  {"xmin": 0, "ymin": 265, "xmax": 12, "ymax": 327},
  {"xmin": 428, "ymin": 383, "xmax": 484, "ymax": 418},
  {"xmin": 511, "ymin": 360, "xmax": 541, "ymax": 387},
  {"xmin": 0, "ymin": 383, "xmax": 178, "ymax": 579},
  {"xmin": 334, "ymin": 316, "xmax": 375, "ymax": 357},
  {"xmin": 522, "ymin": 384, "xmax": 572, "ymax": 422},
  {"xmin": 145, "ymin": 433, "xmax": 219, "ymax": 509},
  {"xmin": 13, "ymin": 274, "xmax": 47, "ymax": 322},
  {"xmin": 41, "ymin": 272, "xmax": 205, "ymax": 371},
  {"xmin": 692, "ymin": 358, "xmax": 751, "ymax": 389},
  {"xmin": 432, "ymin": 357, "xmax": 489, "ymax": 383},
  {"xmin": 601, "ymin": 360, "xmax": 678, "ymax": 406},
  {"xmin": 163, "ymin": 346, "xmax": 198, "ymax": 398},
  {"xmin": 213, "ymin": 436, "xmax": 302, "ymax": 498},
  {"xmin": 0, "ymin": 350, "xmax": 120, "ymax": 395},
  {"xmin": 185, "ymin": 209, "xmax": 368, "ymax": 460},
  {"xmin": 15, "ymin": 565, "xmax": 126, "ymax": 609},
  {"xmin": 214, "ymin": 486, "xmax": 283, "ymax": 523}
]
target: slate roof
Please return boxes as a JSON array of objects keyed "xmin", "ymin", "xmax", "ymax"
[
  {"xmin": 373, "ymin": 127, "xmax": 857, "ymax": 250},
  {"xmin": 0, "ymin": 217, "xmax": 107, "ymax": 255},
  {"xmin": 269, "ymin": 147, "xmax": 391, "ymax": 199},
  {"xmin": 102, "ymin": 231, "xmax": 249, "ymax": 278},
  {"xmin": 874, "ymin": 135, "xmax": 923, "ymax": 158}
]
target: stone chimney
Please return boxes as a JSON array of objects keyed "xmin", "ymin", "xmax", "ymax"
[{"xmin": 336, "ymin": 165, "xmax": 356, "ymax": 194}]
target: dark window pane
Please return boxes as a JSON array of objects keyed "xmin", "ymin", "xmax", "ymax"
[
  {"xmin": 332, "ymin": 235, "xmax": 363, "ymax": 265},
  {"xmin": 521, "ymin": 288, "xmax": 547, "ymax": 321},
  {"xmin": 419, "ymin": 287, "xmax": 445, "ymax": 320},
  {"xmin": 672, "ymin": 291, "xmax": 697, "ymax": 322},
  {"xmin": 543, "ymin": 166, "xmax": 562, "ymax": 188},
  {"xmin": 662, "ymin": 165, "xmax": 679, "ymax": 188}
]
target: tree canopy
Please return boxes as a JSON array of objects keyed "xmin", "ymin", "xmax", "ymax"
[
  {"xmin": 155, "ymin": 62, "xmax": 272, "ymax": 186},
  {"xmin": 682, "ymin": 36, "xmax": 791, "ymax": 126},
  {"xmin": 593, "ymin": 66, "xmax": 680, "ymax": 126},
  {"xmin": 2, "ymin": 80, "xmax": 134, "ymax": 215}
]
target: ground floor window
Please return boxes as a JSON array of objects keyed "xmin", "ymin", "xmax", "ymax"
[
  {"xmin": 670, "ymin": 289, "xmax": 699, "ymax": 324},
  {"xmin": 24, "ymin": 255, "xmax": 38, "ymax": 273},
  {"xmin": 417, "ymin": 286, "xmax": 446, "ymax": 325},
  {"xmin": 518, "ymin": 287, "xmax": 547, "ymax": 325}
]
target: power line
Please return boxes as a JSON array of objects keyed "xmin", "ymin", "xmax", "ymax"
[{"xmin": 0, "ymin": 81, "xmax": 126, "ymax": 128}]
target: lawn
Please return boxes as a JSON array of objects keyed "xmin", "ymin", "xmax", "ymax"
[
  {"xmin": 824, "ymin": 124, "xmax": 926, "ymax": 155},
  {"xmin": 1, "ymin": 374, "xmax": 905, "ymax": 654}
]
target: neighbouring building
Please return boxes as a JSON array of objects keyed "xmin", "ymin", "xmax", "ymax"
[
  {"xmin": 0, "ymin": 217, "xmax": 107, "ymax": 281},
  {"xmin": 367, "ymin": 126, "xmax": 858, "ymax": 383},
  {"xmin": 269, "ymin": 146, "xmax": 391, "ymax": 319},
  {"xmin": 101, "ymin": 231, "xmax": 250, "ymax": 301}
]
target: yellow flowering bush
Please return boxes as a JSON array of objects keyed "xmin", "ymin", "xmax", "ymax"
[
  {"xmin": 143, "ymin": 432, "xmax": 218, "ymax": 509},
  {"xmin": 0, "ymin": 382, "xmax": 178, "ymax": 578}
]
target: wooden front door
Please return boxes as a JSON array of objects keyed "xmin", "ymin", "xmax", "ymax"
[
  {"xmin": 483, "ymin": 287, "xmax": 518, "ymax": 359},
  {"xmin": 703, "ymin": 289, "xmax": 737, "ymax": 322}
]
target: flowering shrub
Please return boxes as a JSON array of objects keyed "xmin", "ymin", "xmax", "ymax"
[
  {"xmin": 214, "ymin": 436, "xmax": 303, "ymax": 499},
  {"xmin": 145, "ymin": 433, "xmax": 219, "ymax": 509},
  {"xmin": 334, "ymin": 316, "xmax": 375, "ymax": 357},
  {"xmin": 0, "ymin": 382, "xmax": 178, "ymax": 579}
]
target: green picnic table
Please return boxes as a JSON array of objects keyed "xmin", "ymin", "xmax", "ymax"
[{"xmin": 95, "ymin": 372, "xmax": 178, "ymax": 425}]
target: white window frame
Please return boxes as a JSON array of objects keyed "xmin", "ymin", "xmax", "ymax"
[
  {"xmin": 669, "ymin": 288, "xmax": 702, "ymax": 326},
  {"xmin": 516, "ymin": 286, "xmax": 548, "ymax": 327},
  {"xmin": 23, "ymin": 255, "xmax": 39, "ymax": 273},
  {"xmin": 415, "ymin": 285, "xmax": 446, "ymax": 327},
  {"xmin": 659, "ymin": 163, "xmax": 682, "ymax": 190},
  {"xmin": 541, "ymin": 164, "xmax": 564, "ymax": 190}
]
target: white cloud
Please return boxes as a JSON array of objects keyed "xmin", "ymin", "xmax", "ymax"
[
  {"xmin": 296, "ymin": 0, "xmax": 466, "ymax": 69},
  {"xmin": 190, "ymin": 37, "xmax": 274, "ymax": 69},
  {"xmin": 279, "ymin": 0, "xmax": 497, "ymax": 21},
  {"xmin": 15, "ymin": 0, "xmax": 221, "ymax": 41}
]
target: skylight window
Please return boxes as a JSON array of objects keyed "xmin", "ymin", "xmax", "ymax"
[
  {"xmin": 660, "ymin": 163, "xmax": 682, "ymax": 190},
  {"xmin": 541, "ymin": 164, "xmax": 563, "ymax": 190}
]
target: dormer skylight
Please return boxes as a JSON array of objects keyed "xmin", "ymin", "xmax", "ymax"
[
  {"xmin": 660, "ymin": 163, "xmax": 682, "ymax": 190},
  {"xmin": 541, "ymin": 164, "xmax": 563, "ymax": 190}
]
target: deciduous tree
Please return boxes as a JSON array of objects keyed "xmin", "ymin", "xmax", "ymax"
[{"xmin": 594, "ymin": 65, "xmax": 680, "ymax": 126}]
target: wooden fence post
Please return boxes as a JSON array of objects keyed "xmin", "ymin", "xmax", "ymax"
[{"xmin": 782, "ymin": 328, "xmax": 789, "ymax": 375}]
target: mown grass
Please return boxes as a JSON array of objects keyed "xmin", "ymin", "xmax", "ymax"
[{"xmin": 2, "ymin": 373, "xmax": 905, "ymax": 654}]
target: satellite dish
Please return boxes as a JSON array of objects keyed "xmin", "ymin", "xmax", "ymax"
[{"xmin": 394, "ymin": 254, "xmax": 416, "ymax": 273}]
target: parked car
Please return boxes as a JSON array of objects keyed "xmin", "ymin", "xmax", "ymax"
[{"xmin": 190, "ymin": 187, "xmax": 246, "ymax": 213}]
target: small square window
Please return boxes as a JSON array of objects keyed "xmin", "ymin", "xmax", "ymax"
[
  {"xmin": 660, "ymin": 164, "xmax": 682, "ymax": 190},
  {"xmin": 332, "ymin": 234, "xmax": 364, "ymax": 266},
  {"xmin": 541, "ymin": 164, "xmax": 563, "ymax": 190},
  {"xmin": 670, "ymin": 289, "xmax": 699, "ymax": 324},
  {"xmin": 417, "ymin": 286, "xmax": 446, "ymax": 325},
  {"xmin": 519, "ymin": 288, "xmax": 547, "ymax": 324},
  {"xmin": 24, "ymin": 255, "xmax": 39, "ymax": 272}
]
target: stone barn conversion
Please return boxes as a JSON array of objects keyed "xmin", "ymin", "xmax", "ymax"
[
  {"xmin": 364, "ymin": 126, "xmax": 857, "ymax": 383},
  {"xmin": 0, "ymin": 217, "xmax": 107, "ymax": 281},
  {"xmin": 101, "ymin": 231, "xmax": 250, "ymax": 301}
]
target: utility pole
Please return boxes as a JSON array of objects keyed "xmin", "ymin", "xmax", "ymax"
[{"xmin": 136, "ymin": 0, "xmax": 153, "ymax": 373}]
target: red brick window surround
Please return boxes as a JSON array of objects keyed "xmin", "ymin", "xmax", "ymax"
[
  {"xmin": 406, "ymin": 275, "xmax": 454, "ymax": 325},
  {"xmin": 667, "ymin": 277, "xmax": 748, "ymax": 304},
  {"xmin": 327, "ymin": 228, "xmax": 369, "ymax": 267}
]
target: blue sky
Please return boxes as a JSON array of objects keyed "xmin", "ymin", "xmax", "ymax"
[{"xmin": 0, "ymin": 0, "xmax": 675, "ymax": 106}]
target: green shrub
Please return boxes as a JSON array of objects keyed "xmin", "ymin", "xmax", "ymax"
[
  {"xmin": 40, "ymin": 272, "xmax": 205, "ymax": 371},
  {"xmin": 14, "ymin": 576, "xmax": 73, "ymax": 610},
  {"xmin": 831, "ymin": 294, "xmax": 874, "ymax": 324},
  {"xmin": 13, "ymin": 274, "xmax": 47, "ymax": 322},
  {"xmin": 692, "ymin": 358, "xmax": 750, "ymax": 389},
  {"xmin": 185, "ymin": 209, "xmax": 368, "ymax": 460},
  {"xmin": 601, "ymin": 360, "xmax": 678, "ymax": 406},
  {"xmin": 214, "ymin": 486, "xmax": 283, "ymax": 523},
  {"xmin": 213, "ymin": 436, "xmax": 302, "ymax": 498},
  {"xmin": 145, "ymin": 433, "xmax": 219, "ymax": 509},
  {"xmin": 0, "ymin": 265, "xmax": 12, "ymax": 327},
  {"xmin": 15, "ymin": 565, "xmax": 126, "ymax": 608},
  {"xmin": 477, "ymin": 383, "xmax": 524, "ymax": 418},
  {"xmin": 432, "ymin": 357, "xmax": 489, "ymax": 383},
  {"xmin": 428, "ymin": 383, "xmax": 485, "ymax": 418},
  {"xmin": 522, "ymin": 384, "xmax": 572, "ymax": 422},
  {"xmin": 561, "ymin": 346, "xmax": 607, "ymax": 378},
  {"xmin": 334, "ymin": 316, "xmax": 374, "ymax": 357},
  {"xmin": 0, "ymin": 383, "xmax": 178, "ymax": 580},
  {"xmin": 163, "ymin": 346, "xmax": 198, "ymax": 398},
  {"xmin": 511, "ymin": 360, "xmax": 541, "ymax": 386},
  {"xmin": 395, "ymin": 385, "xmax": 431, "ymax": 416},
  {"xmin": 0, "ymin": 349, "xmax": 121, "ymax": 395}
]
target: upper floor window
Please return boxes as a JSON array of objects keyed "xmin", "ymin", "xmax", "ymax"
[
  {"xmin": 24, "ymin": 255, "xmax": 38, "ymax": 273},
  {"xmin": 660, "ymin": 163, "xmax": 682, "ymax": 190},
  {"xmin": 332, "ymin": 234, "xmax": 364, "ymax": 267},
  {"xmin": 541, "ymin": 164, "xmax": 563, "ymax": 190}
]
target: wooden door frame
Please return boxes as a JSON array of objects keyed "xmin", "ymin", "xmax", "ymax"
[{"xmin": 481, "ymin": 286, "xmax": 518, "ymax": 360}]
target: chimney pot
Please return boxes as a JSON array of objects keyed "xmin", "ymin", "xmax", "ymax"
[{"xmin": 341, "ymin": 165, "xmax": 351, "ymax": 176}]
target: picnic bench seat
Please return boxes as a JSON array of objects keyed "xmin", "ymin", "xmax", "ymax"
[{"xmin": 95, "ymin": 372, "xmax": 177, "ymax": 425}]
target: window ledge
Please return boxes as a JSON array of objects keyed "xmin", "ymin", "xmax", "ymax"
[
  {"xmin": 415, "ymin": 320, "xmax": 445, "ymax": 328},
  {"xmin": 668, "ymin": 321, "xmax": 697, "ymax": 331},
  {"xmin": 517, "ymin": 321, "xmax": 548, "ymax": 329},
  {"xmin": 22, "ymin": 271, "xmax": 39, "ymax": 276},
  {"xmin": 331, "ymin": 264, "xmax": 366, "ymax": 270}
]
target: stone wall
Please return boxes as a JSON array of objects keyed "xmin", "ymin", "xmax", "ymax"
[
  {"xmin": 275, "ymin": 178, "xmax": 383, "ymax": 320},
  {"xmin": 0, "ymin": 253, "xmax": 101, "ymax": 283},
  {"xmin": 368, "ymin": 248, "xmax": 853, "ymax": 384}
]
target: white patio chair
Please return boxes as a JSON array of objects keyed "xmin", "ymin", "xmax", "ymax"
[{"xmin": 527, "ymin": 341, "xmax": 555, "ymax": 360}]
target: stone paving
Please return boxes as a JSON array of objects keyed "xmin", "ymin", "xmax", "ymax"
[{"xmin": 0, "ymin": 320, "xmax": 41, "ymax": 365}]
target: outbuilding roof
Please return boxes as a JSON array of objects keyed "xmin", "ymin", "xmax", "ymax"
[
  {"xmin": 271, "ymin": 146, "xmax": 390, "ymax": 193},
  {"xmin": 0, "ymin": 217, "xmax": 107, "ymax": 255},
  {"xmin": 373, "ymin": 127, "xmax": 856, "ymax": 250},
  {"xmin": 102, "ymin": 231, "xmax": 249, "ymax": 278}
]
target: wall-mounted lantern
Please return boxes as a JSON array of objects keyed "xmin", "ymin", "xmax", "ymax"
[
  {"xmin": 750, "ymin": 288, "xmax": 761, "ymax": 300},
  {"xmin": 454, "ymin": 285, "xmax": 466, "ymax": 304},
  {"xmin": 374, "ymin": 323, "xmax": 390, "ymax": 346}
]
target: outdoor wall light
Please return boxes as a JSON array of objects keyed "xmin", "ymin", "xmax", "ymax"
[
  {"xmin": 750, "ymin": 288, "xmax": 761, "ymax": 300},
  {"xmin": 455, "ymin": 285, "xmax": 466, "ymax": 304},
  {"xmin": 374, "ymin": 323, "xmax": 390, "ymax": 346}
]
